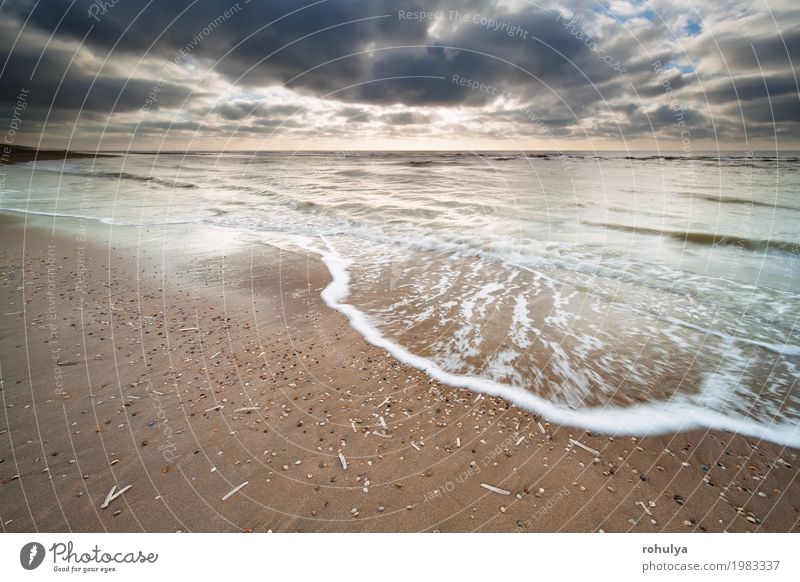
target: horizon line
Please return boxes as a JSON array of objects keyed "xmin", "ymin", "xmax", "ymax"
[{"xmin": 11, "ymin": 144, "xmax": 795, "ymax": 155}]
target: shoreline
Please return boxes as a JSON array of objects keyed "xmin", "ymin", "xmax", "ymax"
[
  {"xmin": 0, "ymin": 145, "xmax": 118, "ymax": 166},
  {"xmin": 0, "ymin": 211, "xmax": 798, "ymax": 532}
]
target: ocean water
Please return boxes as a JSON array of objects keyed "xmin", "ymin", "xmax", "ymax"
[{"xmin": 2, "ymin": 151, "xmax": 799, "ymax": 445}]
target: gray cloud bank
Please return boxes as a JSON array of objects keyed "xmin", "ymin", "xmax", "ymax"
[{"xmin": 1, "ymin": 0, "xmax": 797, "ymax": 149}]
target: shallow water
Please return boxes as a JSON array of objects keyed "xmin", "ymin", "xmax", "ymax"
[{"xmin": 2, "ymin": 150, "xmax": 799, "ymax": 445}]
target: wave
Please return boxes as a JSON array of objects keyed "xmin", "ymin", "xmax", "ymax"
[
  {"xmin": 92, "ymin": 170, "xmax": 198, "ymax": 189},
  {"xmin": 621, "ymin": 154, "xmax": 800, "ymax": 164},
  {"xmin": 297, "ymin": 235, "xmax": 800, "ymax": 447},
  {"xmin": 591, "ymin": 221, "xmax": 799, "ymax": 254},
  {"xmin": 33, "ymin": 166, "xmax": 198, "ymax": 189},
  {"xmin": 680, "ymin": 193, "xmax": 800, "ymax": 212}
]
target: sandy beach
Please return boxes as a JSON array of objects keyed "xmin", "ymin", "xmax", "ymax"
[{"xmin": 0, "ymin": 211, "xmax": 797, "ymax": 533}]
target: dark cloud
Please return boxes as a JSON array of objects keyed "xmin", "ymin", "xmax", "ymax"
[
  {"xmin": 381, "ymin": 111, "xmax": 430, "ymax": 125},
  {"xmin": 704, "ymin": 75, "xmax": 799, "ymax": 104},
  {"xmin": 0, "ymin": 0, "xmax": 797, "ymax": 146},
  {"xmin": 0, "ymin": 14, "xmax": 196, "ymax": 128}
]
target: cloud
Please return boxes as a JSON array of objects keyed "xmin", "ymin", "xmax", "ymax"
[{"xmin": 1, "ymin": 0, "xmax": 797, "ymax": 148}]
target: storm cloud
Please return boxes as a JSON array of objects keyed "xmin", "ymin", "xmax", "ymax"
[{"xmin": 1, "ymin": 0, "xmax": 797, "ymax": 149}]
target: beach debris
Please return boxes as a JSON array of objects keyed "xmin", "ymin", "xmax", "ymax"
[
  {"xmin": 338, "ymin": 453, "xmax": 347, "ymax": 470},
  {"xmin": 637, "ymin": 501, "xmax": 653, "ymax": 516},
  {"xmin": 456, "ymin": 437, "xmax": 461, "ymax": 448},
  {"xmin": 480, "ymin": 483, "xmax": 511, "ymax": 496},
  {"xmin": 376, "ymin": 397, "xmax": 391, "ymax": 409},
  {"xmin": 222, "ymin": 481, "xmax": 249, "ymax": 501},
  {"xmin": 537, "ymin": 422, "xmax": 546, "ymax": 434},
  {"xmin": 379, "ymin": 416, "xmax": 388, "ymax": 430},
  {"xmin": 411, "ymin": 442, "xmax": 421, "ymax": 451},
  {"xmin": 204, "ymin": 404, "xmax": 224, "ymax": 412},
  {"xmin": 178, "ymin": 327, "xmax": 198, "ymax": 331},
  {"xmin": 100, "ymin": 484, "xmax": 131, "ymax": 509},
  {"xmin": 569, "ymin": 438, "xmax": 599, "ymax": 456},
  {"xmin": 233, "ymin": 406, "xmax": 261, "ymax": 413},
  {"xmin": 515, "ymin": 436, "xmax": 525, "ymax": 446}
]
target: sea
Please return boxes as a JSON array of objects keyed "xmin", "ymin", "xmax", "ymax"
[{"xmin": 2, "ymin": 150, "xmax": 799, "ymax": 446}]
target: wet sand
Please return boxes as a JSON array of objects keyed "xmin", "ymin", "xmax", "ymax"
[{"xmin": 0, "ymin": 212, "xmax": 798, "ymax": 532}]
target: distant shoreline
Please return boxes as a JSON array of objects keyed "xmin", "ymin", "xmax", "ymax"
[{"xmin": 0, "ymin": 144, "xmax": 118, "ymax": 166}]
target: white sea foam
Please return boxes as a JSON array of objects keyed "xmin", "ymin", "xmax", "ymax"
[{"xmin": 310, "ymin": 236, "xmax": 800, "ymax": 448}]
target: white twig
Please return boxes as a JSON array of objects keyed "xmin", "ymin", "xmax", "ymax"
[
  {"xmin": 222, "ymin": 481, "xmax": 249, "ymax": 501},
  {"xmin": 569, "ymin": 438, "xmax": 600, "ymax": 456},
  {"xmin": 100, "ymin": 484, "xmax": 131, "ymax": 509},
  {"xmin": 480, "ymin": 483, "xmax": 510, "ymax": 495}
]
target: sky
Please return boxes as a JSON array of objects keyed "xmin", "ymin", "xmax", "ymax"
[{"xmin": 0, "ymin": 0, "xmax": 798, "ymax": 151}]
